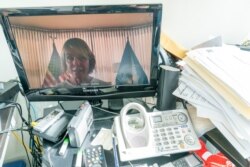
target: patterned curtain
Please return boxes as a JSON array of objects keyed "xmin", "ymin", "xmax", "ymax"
[{"xmin": 11, "ymin": 24, "xmax": 153, "ymax": 88}]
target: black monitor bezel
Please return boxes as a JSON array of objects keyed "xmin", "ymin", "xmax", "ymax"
[{"xmin": 0, "ymin": 4, "xmax": 162, "ymax": 101}]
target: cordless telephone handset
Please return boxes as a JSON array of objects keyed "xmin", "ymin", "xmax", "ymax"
[
  {"xmin": 114, "ymin": 102, "xmax": 201, "ymax": 162},
  {"xmin": 120, "ymin": 102, "xmax": 150, "ymax": 148}
]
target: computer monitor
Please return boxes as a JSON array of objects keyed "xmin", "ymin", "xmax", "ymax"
[{"xmin": 0, "ymin": 4, "xmax": 162, "ymax": 101}]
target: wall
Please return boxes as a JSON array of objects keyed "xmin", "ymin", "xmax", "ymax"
[
  {"xmin": 0, "ymin": 26, "xmax": 18, "ymax": 81},
  {"xmin": 164, "ymin": 0, "xmax": 250, "ymax": 48}
]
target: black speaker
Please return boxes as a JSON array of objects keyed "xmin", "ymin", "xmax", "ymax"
[{"xmin": 156, "ymin": 65, "xmax": 180, "ymax": 111}]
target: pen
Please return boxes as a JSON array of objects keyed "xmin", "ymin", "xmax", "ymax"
[{"xmin": 112, "ymin": 134, "xmax": 120, "ymax": 167}]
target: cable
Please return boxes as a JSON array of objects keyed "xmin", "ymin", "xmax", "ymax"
[
  {"xmin": 181, "ymin": 99, "xmax": 188, "ymax": 110},
  {"xmin": 6, "ymin": 80, "xmax": 40, "ymax": 165},
  {"xmin": 128, "ymin": 161, "xmax": 134, "ymax": 167},
  {"xmin": 51, "ymin": 131, "xmax": 69, "ymax": 149},
  {"xmin": 0, "ymin": 97, "xmax": 47, "ymax": 167},
  {"xmin": 42, "ymin": 131, "xmax": 69, "ymax": 167},
  {"xmin": 58, "ymin": 101, "xmax": 65, "ymax": 110},
  {"xmin": 0, "ymin": 127, "xmax": 29, "ymax": 134},
  {"xmin": 92, "ymin": 105, "xmax": 119, "ymax": 115},
  {"xmin": 11, "ymin": 102, "xmax": 32, "ymax": 167},
  {"xmin": 29, "ymin": 132, "xmax": 43, "ymax": 167},
  {"xmin": 8, "ymin": 79, "xmax": 24, "ymax": 96},
  {"xmin": 0, "ymin": 102, "xmax": 29, "ymax": 127},
  {"xmin": 29, "ymin": 103, "xmax": 37, "ymax": 120},
  {"xmin": 8, "ymin": 79, "xmax": 34, "ymax": 123},
  {"xmin": 11, "ymin": 132, "xmax": 31, "ymax": 153},
  {"xmin": 0, "ymin": 100, "xmax": 35, "ymax": 166},
  {"xmin": 10, "ymin": 79, "xmax": 35, "ymax": 123},
  {"xmin": 159, "ymin": 48, "xmax": 166, "ymax": 65},
  {"xmin": 17, "ymin": 104, "xmax": 32, "ymax": 167},
  {"xmin": 94, "ymin": 115, "xmax": 117, "ymax": 121},
  {"xmin": 125, "ymin": 97, "xmax": 145, "ymax": 103},
  {"xmin": 20, "ymin": 127, "xmax": 32, "ymax": 167}
]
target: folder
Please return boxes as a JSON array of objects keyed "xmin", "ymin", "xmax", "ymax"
[{"xmin": 160, "ymin": 33, "xmax": 187, "ymax": 59}]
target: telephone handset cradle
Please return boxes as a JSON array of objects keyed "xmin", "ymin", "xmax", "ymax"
[{"xmin": 120, "ymin": 102, "xmax": 151, "ymax": 148}]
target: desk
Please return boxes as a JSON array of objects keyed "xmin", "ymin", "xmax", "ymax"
[
  {"xmin": 42, "ymin": 106, "xmax": 188, "ymax": 167},
  {"xmin": 42, "ymin": 102, "xmax": 250, "ymax": 167}
]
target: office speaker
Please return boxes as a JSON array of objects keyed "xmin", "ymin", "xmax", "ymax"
[{"xmin": 156, "ymin": 65, "xmax": 180, "ymax": 111}]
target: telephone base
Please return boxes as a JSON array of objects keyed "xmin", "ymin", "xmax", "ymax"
[{"xmin": 114, "ymin": 109, "xmax": 201, "ymax": 161}]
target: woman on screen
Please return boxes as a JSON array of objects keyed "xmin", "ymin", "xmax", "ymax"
[{"xmin": 58, "ymin": 38, "xmax": 108, "ymax": 86}]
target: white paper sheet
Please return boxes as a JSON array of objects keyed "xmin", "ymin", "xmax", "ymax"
[
  {"xmin": 91, "ymin": 128, "xmax": 113, "ymax": 150},
  {"xmin": 186, "ymin": 45, "xmax": 250, "ymax": 105}
]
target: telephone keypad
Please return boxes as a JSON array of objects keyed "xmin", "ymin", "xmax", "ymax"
[{"xmin": 152, "ymin": 124, "xmax": 197, "ymax": 152}]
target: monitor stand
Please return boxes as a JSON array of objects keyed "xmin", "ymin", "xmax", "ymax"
[
  {"xmin": 59, "ymin": 101, "xmax": 84, "ymax": 114},
  {"xmin": 108, "ymin": 99, "xmax": 124, "ymax": 111}
]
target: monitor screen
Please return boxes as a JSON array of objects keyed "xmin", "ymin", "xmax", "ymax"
[{"xmin": 0, "ymin": 4, "xmax": 162, "ymax": 101}]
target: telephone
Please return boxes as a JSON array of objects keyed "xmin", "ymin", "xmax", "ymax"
[{"xmin": 114, "ymin": 102, "xmax": 201, "ymax": 161}]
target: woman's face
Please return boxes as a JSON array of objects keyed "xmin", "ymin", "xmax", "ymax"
[{"xmin": 65, "ymin": 47, "xmax": 90, "ymax": 83}]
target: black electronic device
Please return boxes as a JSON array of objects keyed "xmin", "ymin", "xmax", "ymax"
[
  {"xmin": 0, "ymin": 4, "xmax": 162, "ymax": 101},
  {"xmin": 156, "ymin": 65, "xmax": 180, "ymax": 111}
]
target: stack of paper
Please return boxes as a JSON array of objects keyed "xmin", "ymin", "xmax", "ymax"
[{"xmin": 173, "ymin": 45, "xmax": 250, "ymax": 159}]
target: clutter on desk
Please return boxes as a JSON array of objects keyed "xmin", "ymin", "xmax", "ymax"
[{"xmin": 173, "ymin": 42, "xmax": 250, "ymax": 159}]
